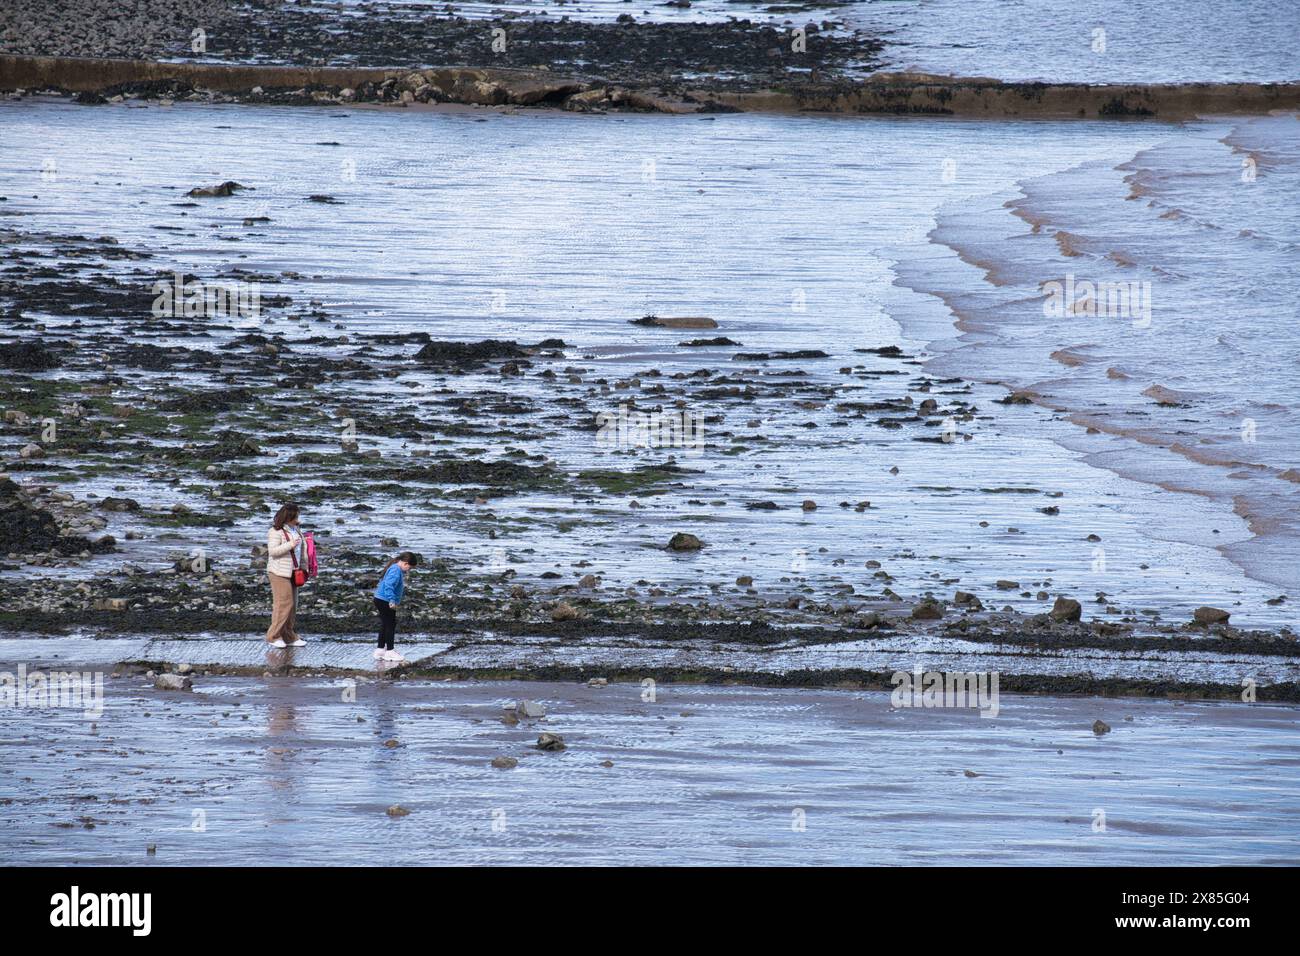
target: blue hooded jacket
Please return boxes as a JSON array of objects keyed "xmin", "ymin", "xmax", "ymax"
[{"xmin": 374, "ymin": 564, "xmax": 405, "ymax": 604}]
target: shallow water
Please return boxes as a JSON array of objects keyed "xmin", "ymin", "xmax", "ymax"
[
  {"xmin": 1, "ymin": 676, "xmax": 1297, "ymax": 865},
  {"xmin": 850, "ymin": 0, "xmax": 1300, "ymax": 82},
  {"xmin": 904, "ymin": 112, "xmax": 1300, "ymax": 595},
  {"xmin": 323, "ymin": 0, "xmax": 1300, "ymax": 82},
  {"xmin": 1, "ymin": 98, "xmax": 1295, "ymax": 628},
  {"xmin": 5, "ymin": 629, "xmax": 1298, "ymax": 685}
]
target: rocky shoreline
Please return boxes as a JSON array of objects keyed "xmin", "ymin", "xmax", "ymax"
[
  {"xmin": 2, "ymin": 218, "xmax": 1296, "ymax": 702},
  {"xmin": 0, "ymin": 0, "xmax": 883, "ymax": 98},
  {"xmin": 4, "ymin": 54, "xmax": 1299, "ymax": 117},
  {"xmin": 4, "ymin": 0, "xmax": 1299, "ymax": 117}
]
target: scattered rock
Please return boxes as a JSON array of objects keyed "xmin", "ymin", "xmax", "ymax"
[
  {"xmin": 911, "ymin": 600, "xmax": 943, "ymax": 620},
  {"xmin": 852, "ymin": 611, "xmax": 885, "ymax": 629},
  {"xmin": 536, "ymin": 733, "xmax": 566, "ymax": 751},
  {"xmin": 517, "ymin": 699, "xmax": 546, "ymax": 718},
  {"xmin": 98, "ymin": 497, "xmax": 140, "ymax": 512},
  {"xmin": 551, "ymin": 601, "xmax": 579, "ymax": 622},
  {"xmin": 1193, "ymin": 606, "xmax": 1230, "ymax": 626},
  {"xmin": 490, "ymin": 756, "xmax": 518, "ymax": 770},
  {"xmin": 0, "ymin": 341, "xmax": 61, "ymax": 371},
  {"xmin": 386, "ymin": 805, "xmax": 410, "ymax": 817},
  {"xmin": 153, "ymin": 673, "xmax": 191, "ymax": 691},
  {"xmin": 1092, "ymin": 719, "xmax": 1111, "ymax": 736},
  {"xmin": 1049, "ymin": 597, "xmax": 1082, "ymax": 623},
  {"xmin": 632, "ymin": 315, "xmax": 718, "ymax": 329},
  {"xmin": 667, "ymin": 532, "xmax": 703, "ymax": 551},
  {"xmin": 187, "ymin": 181, "xmax": 247, "ymax": 198},
  {"xmin": 998, "ymin": 391, "xmax": 1035, "ymax": 405}
]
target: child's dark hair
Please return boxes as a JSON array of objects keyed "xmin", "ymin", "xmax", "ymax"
[{"xmin": 381, "ymin": 551, "xmax": 419, "ymax": 575}]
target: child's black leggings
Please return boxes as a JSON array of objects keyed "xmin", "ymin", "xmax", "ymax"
[{"xmin": 374, "ymin": 597, "xmax": 397, "ymax": 649}]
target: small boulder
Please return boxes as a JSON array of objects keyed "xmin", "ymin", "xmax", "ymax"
[
  {"xmin": 632, "ymin": 315, "xmax": 718, "ymax": 329},
  {"xmin": 154, "ymin": 673, "xmax": 191, "ymax": 692},
  {"xmin": 490, "ymin": 756, "xmax": 518, "ymax": 770},
  {"xmin": 536, "ymin": 733, "xmax": 566, "ymax": 752},
  {"xmin": 386, "ymin": 805, "xmax": 410, "ymax": 817},
  {"xmin": 1092, "ymin": 719, "xmax": 1111, "ymax": 736},
  {"xmin": 1193, "ymin": 606, "xmax": 1230, "ymax": 626},
  {"xmin": 1050, "ymin": 597, "xmax": 1082, "ymax": 623},
  {"xmin": 517, "ymin": 699, "xmax": 546, "ymax": 719},
  {"xmin": 98, "ymin": 497, "xmax": 140, "ymax": 512},
  {"xmin": 668, "ymin": 532, "xmax": 703, "ymax": 551},
  {"xmin": 551, "ymin": 601, "xmax": 579, "ymax": 622},
  {"xmin": 911, "ymin": 600, "xmax": 943, "ymax": 621},
  {"xmin": 187, "ymin": 180, "xmax": 247, "ymax": 198}
]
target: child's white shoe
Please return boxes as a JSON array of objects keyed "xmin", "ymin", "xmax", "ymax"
[
  {"xmin": 373, "ymin": 648, "xmax": 386, "ymax": 660},
  {"xmin": 383, "ymin": 649, "xmax": 405, "ymax": 662},
  {"xmin": 269, "ymin": 639, "xmax": 287, "ymax": 648}
]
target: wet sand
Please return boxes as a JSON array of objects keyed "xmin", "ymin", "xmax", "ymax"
[{"xmin": 2, "ymin": 672, "xmax": 1297, "ymax": 865}]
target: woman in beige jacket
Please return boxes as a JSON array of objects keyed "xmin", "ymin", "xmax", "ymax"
[{"xmin": 266, "ymin": 502, "xmax": 306, "ymax": 647}]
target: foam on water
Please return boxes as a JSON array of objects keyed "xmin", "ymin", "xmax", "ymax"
[{"xmin": 903, "ymin": 113, "xmax": 1300, "ymax": 595}]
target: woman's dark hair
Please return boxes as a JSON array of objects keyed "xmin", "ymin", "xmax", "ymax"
[
  {"xmin": 272, "ymin": 503, "xmax": 300, "ymax": 530},
  {"xmin": 381, "ymin": 551, "xmax": 419, "ymax": 575}
]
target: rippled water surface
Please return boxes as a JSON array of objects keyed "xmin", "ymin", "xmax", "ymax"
[
  {"xmin": 323, "ymin": 0, "xmax": 1300, "ymax": 81},
  {"xmin": 1, "ymin": 99, "xmax": 1296, "ymax": 627},
  {"xmin": 2, "ymin": 677, "xmax": 1297, "ymax": 865}
]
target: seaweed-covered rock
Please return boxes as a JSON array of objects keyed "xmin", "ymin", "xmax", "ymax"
[
  {"xmin": 413, "ymin": 339, "xmax": 526, "ymax": 367},
  {"xmin": 667, "ymin": 532, "xmax": 704, "ymax": 551},
  {"xmin": 199, "ymin": 430, "xmax": 261, "ymax": 460},
  {"xmin": 1050, "ymin": 597, "xmax": 1082, "ymax": 623},
  {"xmin": 1193, "ymin": 606, "xmax": 1230, "ymax": 626},
  {"xmin": 187, "ymin": 181, "xmax": 247, "ymax": 198},
  {"xmin": 0, "ymin": 340, "xmax": 62, "ymax": 371}
]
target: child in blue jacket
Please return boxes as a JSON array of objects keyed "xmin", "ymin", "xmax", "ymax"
[{"xmin": 373, "ymin": 551, "xmax": 418, "ymax": 661}]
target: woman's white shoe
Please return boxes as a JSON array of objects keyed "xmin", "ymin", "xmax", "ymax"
[
  {"xmin": 288, "ymin": 639, "xmax": 306, "ymax": 647},
  {"xmin": 269, "ymin": 639, "xmax": 287, "ymax": 649}
]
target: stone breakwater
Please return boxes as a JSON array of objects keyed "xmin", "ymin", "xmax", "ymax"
[{"xmin": 4, "ymin": 55, "xmax": 1299, "ymax": 116}]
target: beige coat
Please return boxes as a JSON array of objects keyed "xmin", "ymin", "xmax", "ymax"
[{"xmin": 267, "ymin": 526, "xmax": 303, "ymax": 578}]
